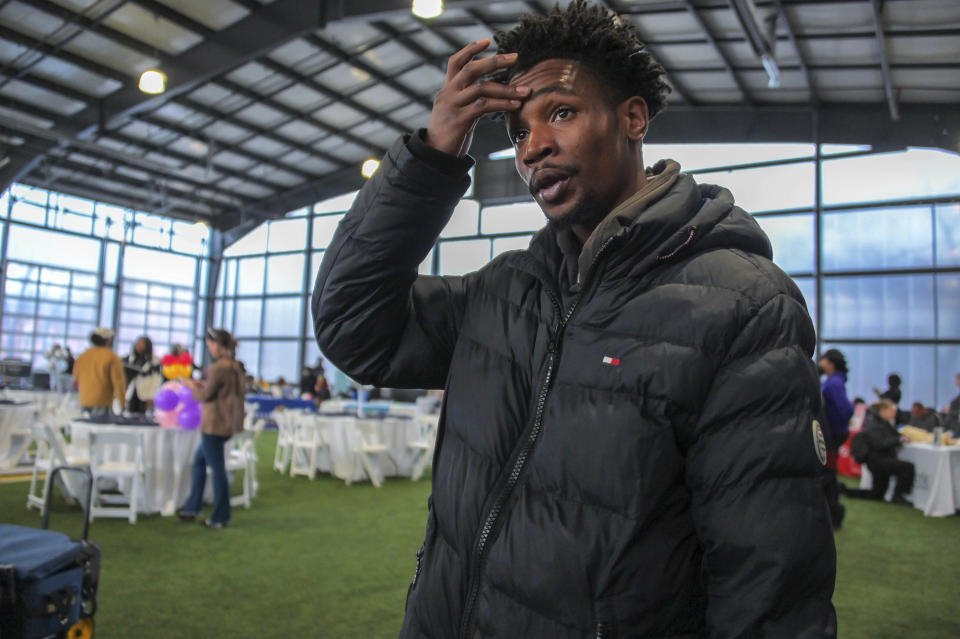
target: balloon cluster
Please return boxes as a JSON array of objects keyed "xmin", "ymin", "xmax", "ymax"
[
  {"xmin": 153, "ymin": 380, "xmax": 202, "ymax": 430},
  {"xmin": 162, "ymin": 351, "xmax": 194, "ymax": 380}
]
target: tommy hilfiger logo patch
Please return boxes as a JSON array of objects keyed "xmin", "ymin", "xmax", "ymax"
[{"xmin": 602, "ymin": 355, "xmax": 621, "ymax": 366}]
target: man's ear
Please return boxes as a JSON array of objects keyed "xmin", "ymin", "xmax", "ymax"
[{"xmin": 620, "ymin": 96, "xmax": 649, "ymax": 141}]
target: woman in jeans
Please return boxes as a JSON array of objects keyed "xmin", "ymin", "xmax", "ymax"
[{"xmin": 178, "ymin": 328, "xmax": 245, "ymax": 528}]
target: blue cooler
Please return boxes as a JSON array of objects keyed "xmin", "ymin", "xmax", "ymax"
[{"xmin": 0, "ymin": 467, "xmax": 99, "ymax": 639}]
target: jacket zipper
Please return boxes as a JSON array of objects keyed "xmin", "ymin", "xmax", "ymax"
[
  {"xmin": 457, "ymin": 238, "xmax": 616, "ymax": 639},
  {"xmin": 596, "ymin": 621, "xmax": 609, "ymax": 639}
]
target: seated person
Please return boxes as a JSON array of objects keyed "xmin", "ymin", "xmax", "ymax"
[
  {"xmin": 909, "ymin": 402, "xmax": 940, "ymax": 432},
  {"xmin": 844, "ymin": 400, "xmax": 915, "ymax": 505}
]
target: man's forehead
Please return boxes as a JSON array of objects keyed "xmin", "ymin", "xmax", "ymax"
[{"xmin": 508, "ymin": 59, "xmax": 583, "ymax": 88}]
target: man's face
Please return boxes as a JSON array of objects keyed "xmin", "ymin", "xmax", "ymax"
[{"xmin": 506, "ymin": 59, "xmax": 646, "ymax": 232}]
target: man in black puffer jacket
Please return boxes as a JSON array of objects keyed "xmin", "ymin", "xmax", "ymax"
[{"xmin": 313, "ymin": 2, "xmax": 836, "ymax": 637}]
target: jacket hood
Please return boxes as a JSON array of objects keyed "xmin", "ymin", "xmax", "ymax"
[{"xmin": 523, "ymin": 160, "xmax": 773, "ymax": 291}]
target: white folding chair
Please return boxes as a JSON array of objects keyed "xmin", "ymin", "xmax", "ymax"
[
  {"xmin": 225, "ymin": 430, "xmax": 257, "ymax": 509},
  {"xmin": 88, "ymin": 430, "xmax": 145, "ymax": 524},
  {"xmin": 407, "ymin": 415, "xmax": 439, "ymax": 481},
  {"xmin": 289, "ymin": 415, "xmax": 330, "ymax": 480},
  {"xmin": 26, "ymin": 423, "xmax": 89, "ymax": 514},
  {"xmin": 349, "ymin": 419, "xmax": 388, "ymax": 488},
  {"xmin": 272, "ymin": 409, "xmax": 296, "ymax": 474}
]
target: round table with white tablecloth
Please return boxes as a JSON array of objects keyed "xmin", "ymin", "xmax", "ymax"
[
  {"xmin": 312, "ymin": 413, "xmax": 426, "ymax": 483},
  {"xmin": 859, "ymin": 442, "xmax": 960, "ymax": 516},
  {"xmin": 69, "ymin": 421, "xmax": 202, "ymax": 516}
]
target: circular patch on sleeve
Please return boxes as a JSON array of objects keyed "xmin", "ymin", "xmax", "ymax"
[{"xmin": 812, "ymin": 420, "xmax": 827, "ymax": 466}]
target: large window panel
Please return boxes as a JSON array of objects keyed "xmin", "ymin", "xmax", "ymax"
[
  {"xmin": 7, "ymin": 226, "xmax": 100, "ymax": 271},
  {"xmin": 100, "ymin": 287, "xmax": 116, "ymax": 327},
  {"xmin": 822, "ymin": 275, "xmax": 935, "ymax": 339},
  {"xmin": 695, "ymin": 162, "xmax": 815, "ymax": 213},
  {"xmin": 236, "ymin": 257, "xmax": 265, "ymax": 296},
  {"xmin": 822, "ymin": 148, "xmax": 960, "ymax": 206},
  {"xmin": 124, "ymin": 246, "xmax": 195, "ymax": 285},
  {"xmin": 236, "ymin": 339, "xmax": 260, "ymax": 379},
  {"xmin": 481, "ymin": 202, "xmax": 544, "ymax": 235},
  {"xmin": 419, "ymin": 248, "xmax": 434, "ymax": 276},
  {"xmin": 314, "ymin": 190, "xmax": 357, "ymax": 214},
  {"xmin": 224, "ymin": 223, "xmax": 268, "ymax": 257},
  {"xmin": 791, "ymin": 277, "xmax": 817, "ymax": 332},
  {"xmin": 268, "ymin": 218, "xmax": 308, "ymax": 252},
  {"xmin": 938, "ymin": 274, "xmax": 960, "ymax": 339},
  {"xmin": 234, "ymin": 299, "xmax": 263, "ymax": 337},
  {"xmin": 11, "ymin": 200, "xmax": 46, "ymax": 224},
  {"xmin": 312, "ymin": 214, "xmax": 344, "ymax": 249},
  {"xmin": 171, "ymin": 220, "xmax": 208, "ymax": 255},
  {"xmin": 754, "ymin": 214, "xmax": 814, "ymax": 274},
  {"xmin": 260, "ymin": 340, "xmax": 299, "ymax": 382},
  {"xmin": 262, "ymin": 296, "xmax": 302, "ymax": 337},
  {"xmin": 823, "ymin": 343, "xmax": 936, "ymax": 408},
  {"xmin": 438, "ymin": 239, "xmax": 490, "ymax": 276},
  {"xmin": 266, "ymin": 253, "xmax": 305, "ymax": 294},
  {"xmin": 822, "ymin": 206, "xmax": 933, "ymax": 272},
  {"xmin": 104, "ymin": 243, "xmax": 120, "ymax": 285},
  {"xmin": 936, "ymin": 346, "xmax": 960, "ymax": 410},
  {"xmin": 935, "ymin": 203, "xmax": 960, "ymax": 266},
  {"xmin": 441, "ymin": 199, "xmax": 480, "ymax": 238},
  {"xmin": 492, "ymin": 235, "xmax": 534, "ymax": 259},
  {"xmin": 646, "ymin": 143, "xmax": 814, "ymax": 172}
]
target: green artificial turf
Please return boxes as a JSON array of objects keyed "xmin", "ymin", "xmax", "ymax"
[{"xmin": 1, "ymin": 436, "xmax": 958, "ymax": 638}]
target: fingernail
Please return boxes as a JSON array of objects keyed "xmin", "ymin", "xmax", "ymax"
[
  {"xmin": 516, "ymin": 85, "xmax": 530, "ymax": 95},
  {"xmin": 510, "ymin": 100, "xmax": 521, "ymax": 106},
  {"xmin": 504, "ymin": 52, "xmax": 517, "ymax": 58}
]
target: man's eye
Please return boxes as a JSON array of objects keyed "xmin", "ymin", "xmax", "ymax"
[
  {"xmin": 554, "ymin": 107, "xmax": 573, "ymax": 121},
  {"xmin": 512, "ymin": 130, "xmax": 528, "ymax": 144}
]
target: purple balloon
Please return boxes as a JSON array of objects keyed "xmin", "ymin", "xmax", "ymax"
[
  {"xmin": 178, "ymin": 405, "xmax": 202, "ymax": 430},
  {"xmin": 176, "ymin": 386, "xmax": 194, "ymax": 405},
  {"xmin": 154, "ymin": 388, "xmax": 178, "ymax": 411}
]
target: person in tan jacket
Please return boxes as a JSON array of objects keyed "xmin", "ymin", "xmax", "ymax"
[
  {"xmin": 178, "ymin": 328, "xmax": 245, "ymax": 528},
  {"xmin": 73, "ymin": 327, "xmax": 126, "ymax": 416}
]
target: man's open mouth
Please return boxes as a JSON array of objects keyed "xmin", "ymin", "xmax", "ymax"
[{"xmin": 531, "ymin": 169, "xmax": 573, "ymax": 204}]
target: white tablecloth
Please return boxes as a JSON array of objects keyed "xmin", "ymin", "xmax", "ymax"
[
  {"xmin": 0, "ymin": 403, "xmax": 33, "ymax": 470},
  {"xmin": 860, "ymin": 443, "xmax": 960, "ymax": 516},
  {"xmin": 69, "ymin": 421, "xmax": 201, "ymax": 516},
  {"xmin": 311, "ymin": 414, "xmax": 424, "ymax": 482}
]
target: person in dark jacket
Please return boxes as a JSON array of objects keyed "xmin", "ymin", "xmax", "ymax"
[
  {"xmin": 313, "ymin": 2, "xmax": 836, "ymax": 637},
  {"xmin": 873, "ymin": 373, "xmax": 902, "ymax": 406},
  {"xmin": 843, "ymin": 400, "xmax": 914, "ymax": 504}
]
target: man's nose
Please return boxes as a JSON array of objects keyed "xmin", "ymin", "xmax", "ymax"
[{"xmin": 521, "ymin": 124, "xmax": 553, "ymax": 167}]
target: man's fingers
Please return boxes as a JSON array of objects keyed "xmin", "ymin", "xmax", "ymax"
[
  {"xmin": 445, "ymin": 38, "xmax": 491, "ymax": 82},
  {"xmin": 454, "ymin": 52, "xmax": 518, "ymax": 88},
  {"xmin": 451, "ymin": 81, "xmax": 529, "ymax": 107},
  {"xmin": 458, "ymin": 97, "xmax": 522, "ymax": 118}
]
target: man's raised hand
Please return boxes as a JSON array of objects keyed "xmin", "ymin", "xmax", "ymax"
[{"xmin": 425, "ymin": 39, "xmax": 529, "ymax": 157}]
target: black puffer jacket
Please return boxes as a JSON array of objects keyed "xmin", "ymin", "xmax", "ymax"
[{"xmin": 313, "ymin": 133, "xmax": 837, "ymax": 639}]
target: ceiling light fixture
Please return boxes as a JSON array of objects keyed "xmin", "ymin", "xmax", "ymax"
[
  {"xmin": 138, "ymin": 69, "xmax": 167, "ymax": 94},
  {"xmin": 412, "ymin": 0, "xmax": 443, "ymax": 19},
  {"xmin": 361, "ymin": 159, "xmax": 380, "ymax": 178}
]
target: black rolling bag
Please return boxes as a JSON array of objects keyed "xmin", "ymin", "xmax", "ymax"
[{"xmin": 0, "ymin": 466, "xmax": 100, "ymax": 639}]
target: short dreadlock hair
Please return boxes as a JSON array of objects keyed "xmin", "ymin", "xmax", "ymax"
[{"xmin": 494, "ymin": 0, "xmax": 670, "ymax": 118}]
